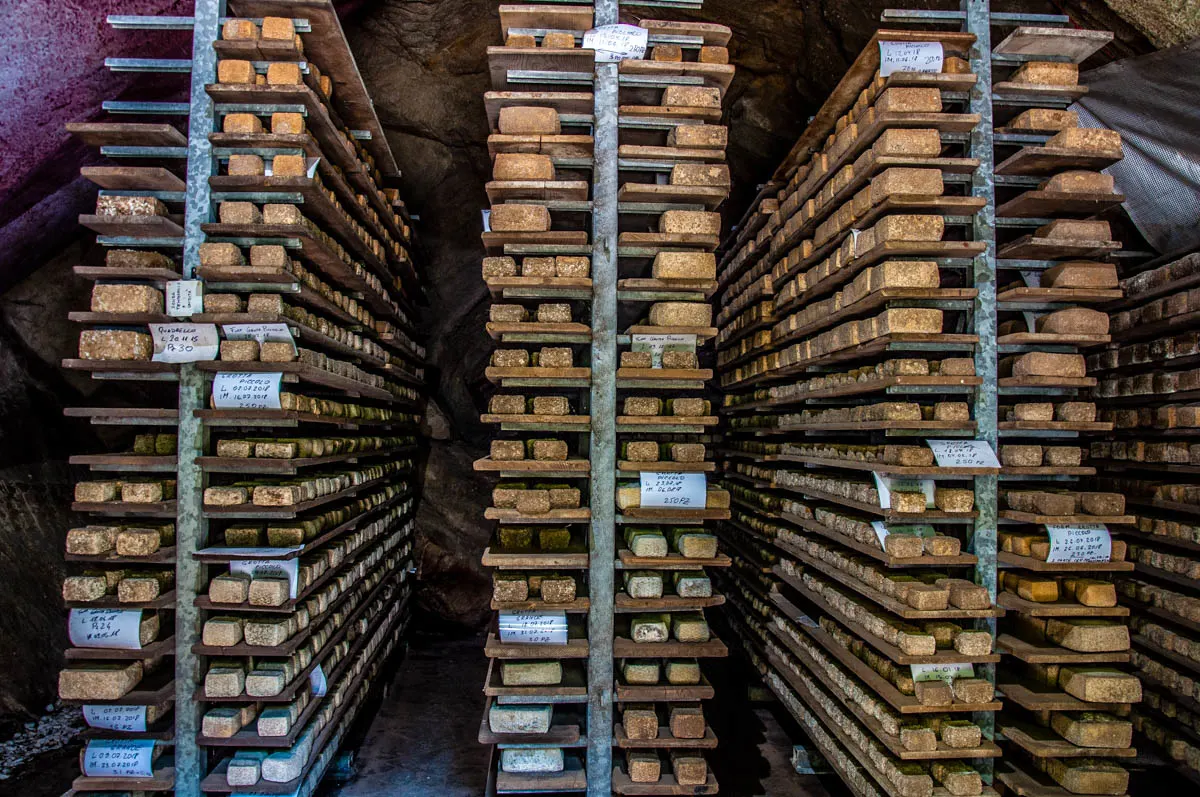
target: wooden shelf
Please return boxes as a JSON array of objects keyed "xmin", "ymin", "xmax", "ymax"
[
  {"xmin": 482, "ymin": 546, "xmax": 590, "ymax": 570},
  {"xmin": 485, "ymin": 366, "xmax": 591, "ymax": 387},
  {"xmin": 478, "ymin": 705, "xmax": 582, "ymax": 748},
  {"xmin": 192, "ymin": 360, "xmax": 396, "ymax": 402},
  {"xmin": 72, "ymin": 765, "xmax": 175, "ymax": 793},
  {"xmin": 485, "ymin": 507, "xmax": 592, "ymax": 523},
  {"xmin": 997, "ymin": 592, "xmax": 1128, "ymax": 617},
  {"xmin": 998, "ymin": 682, "xmax": 1122, "ymax": 713},
  {"xmin": 613, "ymin": 724, "xmax": 717, "ymax": 750},
  {"xmin": 492, "ymin": 597, "xmax": 591, "ymax": 613},
  {"xmin": 619, "ymin": 507, "xmax": 731, "ymax": 522},
  {"xmin": 483, "ymin": 657, "xmax": 588, "ymax": 704},
  {"xmin": 480, "ymin": 413, "xmax": 591, "ymax": 432},
  {"xmin": 616, "ymin": 550, "xmax": 732, "ymax": 570},
  {"xmin": 72, "ymin": 500, "xmax": 177, "ymax": 518},
  {"xmin": 65, "ymin": 636, "xmax": 176, "ymax": 661},
  {"xmin": 485, "ymin": 633, "xmax": 590, "ymax": 660},
  {"xmin": 776, "ymin": 493, "xmax": 977, "ymax": 527},
  {"xmin": 486, "ymin": 276, "xmax": 593, "ymax": 300},
  {"xmin": 613, "ymin": 637, "xmax": 728, "ymax": 659},
  {"xmin": 996, "ymin": 761, "xmax": 1126, "ymax": 797},
  {"xmin": 496, "ymin": 755, "xmax": 588, "ymax": 793},
  {"xmin": 767, "ymin": 452, "xmax": 996, "ymax": 478},
  {"xmin": 611, "ymin": 765, "xmax": 717, "ymax": 796},
  {"xmin": 486, "ymin": 321, "xmax": 592, "ymax": 343},
  {"xmin": 195, "ymin": 408, "xmax": 411, "ymax": 429},
  {"xmin": 615, "ymin": 674, "xmax": 715, "ymax": 703},
  {"xmin": 997, "ymin": 634, "xmax": 1129, "ymax": 665},
  {"xmin": 999, "ymin": 511, "xmax": 1132, "ymax": 525},
  {"xmin": 616, "ymin": 460, "xmax": 715, "ymax": 474},
  {"xmin": 997, "ymin": 285, "xmax": 1122, "ymax": 304},
  {"xmin": 202, "ymin": 472, "xmax": 395, "ymax": 519},
  {"xmin": 65, "ymin": 590, "xmax": 177, "ymax": 611},
  {"xmin": 997, "ymin": 551, "xmax": 1134, "ymax": 572},
  {"xmin": 614, "ymin": 593, "xmax": 726, "ymax": 613},
  {"xmin": 1001, "ymin": 723, "xmax": 1135, "ymax": 760}
]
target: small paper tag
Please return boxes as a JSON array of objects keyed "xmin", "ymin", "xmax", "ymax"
[
  {"xmin": 310, "ymin": 664, "xmax": 328, "ymax": 697},
  {"xmin": 230, "ymin": 558, "xmax": 300, "ymax": 599},
  {"xmin": 481, "ymin": 209, "xmax": 491, "ymax": 232},
  {"xmin": 1046, "ymin": 524, "xmax": 1112, "ymax": 563},
  {"xmin": 631, "ymin": 333, "xmax": 697, "ymax": 369},
  {"xmin": 1020, "ymin": 270, "xmax": 1042, "ymax": 288},
  {"xmin": 82, "ymin": 738, "xmax": 156, "ymax": 778},
  {"xmin": 879, "ymin": 40, "xmax": 944, "ymax": 77},
  {"xmin": 165, "ymin": 280, "xmax": 203, "ymax": 317},
  {"xmin": 640, "ymin": 471, "xmax": 707, "ymax": 509},
  {"xmin": 583, "ymin": 24, "xmax": 648, "ymax": 63},
  {"xmin": 222, "ymin": 323, "xmax": 297, "ymax": 355},
  {"xmin": 498, "ymin": 610, "xmax": 569, "ymax": 645},
  {"xmin": 871, "ymin": 473, "xmax": 935, "ymax": 510},
  {"xmin": 911, "ymin": 662, "xmax": 974, "ymax": 684},
  {"xmin": 83, "ymin": 705, "xmax": 148, "ymax": 733},
  {"xmin": 927, "ymin": 440, "xmax": 1001, "ymax": 469},
  {"xmin": 149, "ymin": 323, "xmax": 219, "ymax": 363},
  {"xmin": 305, "ymin": 157, "xmax": 321, "ymax": 179},
  {"xmin": 796, "ymin": 613, "xmax": 819, "ymax": 628},
  {"xmin": 212, "ymin": 372, "xmax": 283, "ymax": 410},
  {"xmin": 68, "ymin": 609, "xmax": 144, "ymax": 650}
]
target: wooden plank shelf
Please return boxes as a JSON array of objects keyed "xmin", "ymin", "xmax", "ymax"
[
  {"xmin": 616, "ymin": 415, "xmax": 718, "ymax": 428},
  {"xmin": 485, "ymin": 90, "xmax": 595, "ymax": 131},
  {"xmin": 65, "ymin": 590, "xmax": 177, "ymax": 611},
  {"xmin": 999, "ymin": 466, "xmax": 1096, "ymax": 477},
  {"xmin": 496, "ymin": 756, "xmax": 588, "ymax": 793},
  {"xmin": 483, "ymin": 230, "xmax": 590, "ymax": 253},
  {"xmin": 998, "ymin": 510, "xmax": 1132, "ymax": 525},
  {"xmin": 201, "ymin": 472, "xmax": 395, "ymax": 519},
  {"xmin": 998, "ymin": 421, "xmax": 1112, "ymax": 433},
  {"xmin": 492, "ymin": 597, "xmax": 591, "ymax": 613},
  {"xmin": 775, "ymin": 493, "xmax": 977, "ymax": 526},
  {"xmin": 618, "ymin": 104, "xmax": 723, "ymax": 124},
  {"xmin": 65, "ymin": 636, "xmax": 176, "ymax": 661},
  {"xmin": 998, "ymin": 234, "xmax": 1120, "ymax": 261},
  {"xmin": 61, "ymin": 671, "xmax": 176, "ymax": 707},
  {"xmin": 995, "ymin": 145, "xmax": 1123, "ymax": 176},
  {"xmin": 768, "ymin": 453, "xmax": 997, "ymax": 478},
  {"xmin": 72, "ymin": 500, "xmax": 178, "ymax": 518},
  {"xmin": 482, "ymin": 546, "xmax": 590, "ymax": 570},
  {"xmin": 485, "ymin": 366, "xmax": 591, "ymax": 387},
  {"xmin": 67, "ymin": 121, "xmax": 187, "ymax": 148},
  {"xmin": 478, "ymin": 711, "xmax": 583, "ymax": 749},
  {"xmin": 65, "ymin": 407, "xmax": 179, "ymax": 426},
  {"xmin": 1000, "ymin": 723, "xmax": 1135, "ymax": 760},
  {"xmin": 480, "ymin": 413, "xmax": 592, "ymax": 432},
  {"xmin": 486, "ymin": 321, "xmax": 592, "ymax": 343},
  {"xmin": 68, "ymin": 311, "xmax": 174, "ymax": 326},
  {"xmin": 483, "ymin": 657, "xmax": 588, "ymax": 704},
  {"xmin": 617, "ymin": 182, "xmax": 726, "ymax": 209},
  {"xmin": 72, "ymin": 766, "xmax": 175, "ymax": 793},
  {"xmin": 486, "ymin": 179, "xmax": 590, "ymax": 203},
  {"xmin": 616, "ymin": 460, "xmax": 715, "ymax": 474},
  {"xmin": 775, "ymin": 419, "xmax": 976, "ymax": 434},
  {"xmin": 616, "ymin": 550, "xmax": 731, "ymax": 570},
  {"xmin": 195, "ymin": 408, "xmax": 411, "ymax": 429},
  {"xmin": 998, "ymin": 683, "xmax": 1122, "ymax": 713},
  {"xmin": 79, "ymin": 213, "xmax": 184, "ymax": 239},
  {"xmin": 69, "ymin": 454, "xmax": 176, "ymax": 473},
  {"xmin": 997, "ymin": 551, "xmax": 1134, "ymax": 572},
  {"xmin": 486, "ymin": 276, "xmax": 593, "ymax": 300},
  {"xmin": 616, "ymin": 367, "xmax": 712, "ymax": 386},
  {"xmin": 66, "ymin": 546, "xmax": 177, "ymax": 565},
  {"xmin": 485, "ymin": 507, "xmax": 592, "ymax": 523},
  {"xmin": 614, "ymin": 674, "xmax": 715, "ymax": 703},
  {"xmin": 614, "ymin": 593, "xmax": 725, "ymax": 613},
  {"xmin": 613, "ymin": 724, "xmax": 718, "ymax": 750},
  {"xmin": 996, "ymin": 332, "xmax": 1110, "ymax": 346},
  {"xmin": 619, "ymin": 507, "xmax": 731, "ymax": 522},
  {"xmin": 996, "ymin": 285, "xmax": 1122, "ymax": 304},
  {"xmin": 617, "ymin": 232, "xmax": 720, "ymax": 252},
  {"xmin": 196, "ymin": 444, "xmax": 415, "ymax": 475},
  {"xmin": 485, "ymin": 633, "xmax": 590, "ymax": 660},
  {"xmin": 611, "ymin": 765, "xmax": 718, "ymax": 796},
  {"xmin": 997, "ymin": 634, "xmax": 1130, "ymax": 665},
  {"xmin": 61, "ymin": 359, "xmax": 178, "ymax": 380},
  {"xmin": 995, "ymin": 761, "xmax": 1126, "ymax": 797},
  {"xmin": 998, "ymin": 375, "xmax": 1097, "ymax": 389},
  {"xmin": 774, "ymin": 284, "xmax": 979, "ymax": 345},
  {"xmin": 612, "ymin": 637, "xmax": 728, "ymax": 659},
  {"xmin": 997, "ymin": 592, "xmax": 1128, "ymax": 617},
  {"xmin": 720, "ymin": 375, "xmax": 982, "ymax": 413}
]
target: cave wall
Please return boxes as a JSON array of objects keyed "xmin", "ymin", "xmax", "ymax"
[{"xmin": 0, "ymin": 0, "xmax": 1163, "ymax": 720}]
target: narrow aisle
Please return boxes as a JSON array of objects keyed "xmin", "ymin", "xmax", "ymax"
[{"xmin": 329, "ymin": 629, "xmax": 491, "ymax": 797}]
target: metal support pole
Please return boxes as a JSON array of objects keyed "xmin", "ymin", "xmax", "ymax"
[
  {"xmin": 587, "ymin": 1, "xmax": 619, "ymax": 794},
  {"xmin": 176, "ymin": 1, "xmax": 224, "ymax": 795},
  {"xmin": 963, "ymin": 0, "xmax": 999, "ymax": 779}
]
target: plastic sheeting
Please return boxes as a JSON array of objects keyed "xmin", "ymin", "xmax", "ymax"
[{"xmin": 1075, "ymin": 38, "xmax": 1200, "ymax": 255}]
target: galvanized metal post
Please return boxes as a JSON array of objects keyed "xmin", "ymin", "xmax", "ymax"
[
  {"xmin": 176, "ymin": 1, "xmax": 224, "ymax": 795},
  {"xmin": 963, "ymin": 0, "xmax": 999, "ymax": 778},
  {"xmin": 587, "ymin": 0, "xmax": 619, "ymax": 793}
]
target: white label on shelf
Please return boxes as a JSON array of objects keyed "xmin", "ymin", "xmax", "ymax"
[
  {"xmin": 82, "ymin": 738, "xmax": 156, "ymax": 778},
  {"xmin": 149, "ymin": 323, "xmax": 219, "ymax": 363},
  {"xmin": 879, "ymin": 40, "xmax": 944, "ymax": 77},
  {"xmin": 481, "ymin": 209, "xmax": 491, "ymax": 232},
  {"xmin": 497, "ymin": 610, "xmax": 569, "ymax": 645},
  {"xmin": 911, "ymin": 662, "xmax": 975, "ymax": 684},
  {"xmin": 640, "ymin": 471, "xmax": 707, "ymax": 509},
  {"xmin": 306, "ymin": 157, "xmax": 321, "ymax": 179},
  {"xmin": 927, "ymin": 439, "xmax": 1001, "ymax": 469},
  {"xmin": 871, "ymin": 472, "xmax": 935, "ymax": 509},
  {"xmin": 230, "ymin": 558, "xmax": 300, "ymax": 599},
  {"xmin": 1046, "ymin": 524, "xmax": 1112, "ymax": 563},
  {"xmin": 310, "ymin": 664, "xmax": 328, "ymax": 697},
  {"xmin": 82, "ymin": 705, "xmax": 148, "ymax": 733},
  {"xmin": 1020, "ymin": 270, "xmax": 1042, "ymax": 288},
  {"xmin": 212, "ymin": 372, "xmax": 283, "ymax": 410},
  {"xmin": 870, "ymin": 521, "xmax": 935, "ymax": 549},
  {"xmin": 584, "ymin": 24, "xmax": 648, "ymax": 63},
  {"xmin": 630, "ymin": 333, "xmax": 696, "ymax": 369},
  {"xmin": 222, "ymin": 323, "xmax": 297, "ymax": 355},
  {"xmin": 796, "ymin": 613, "xmax": 819, "ymax": 628},
  {"xmin": 68, "ymin": 609, "xmax": 144, "ymax": 650},
  {"xmin": 165, "ymin": 280, "xmax": 203, "ymax": 317}
]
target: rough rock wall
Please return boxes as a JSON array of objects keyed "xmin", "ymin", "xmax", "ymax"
[{"xmin": 0, "ymin": 0, "xmax": 1160, "ymax": 720}]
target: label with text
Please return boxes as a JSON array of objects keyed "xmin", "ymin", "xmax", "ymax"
[
  {"xmin": 68, "ymin": 609, "xmax": 144, "ymax": 650},
  {"xmin": 212, "ymin": 371, "xmax": 283, "ymax": 410},
  {"xmin": 149, "ymin": 323, "xmax": 219, "ymax": 363},
  {"xmin": 82, "ymin": 738, "xmax": 156, "ymax": 778},
  {"xmin": 911, "ymin": 662, "xmax": 975, "ymax": 684},
  {"xmin": 165, "ymin": 280, "xmax": 203, "ymax": 317},
  {"xmin": 630, "ymin": 333, "xmax": 696, "ymax": 369},
  {"xmin": 222, "ymin": 323, "xmax": 297, "ymax": 355},
  {"xmin": 584, "ymin": 24, "xmax": 648, "ymax": 62},
  {"xmin": 879, "ymin": 40, "xmax": 944, "ymax": 77},
  {"xmin": 871, "ymin": 472, "xmax": 935, "ymax": 510},
  {"xmin": 230, "ymin": 558, "xmax": 300, "ymax": 599},
  {"xmin": 640, "ymin": 471, "xmax": 707, "ymax": 509},
  {"xmin": 1046, "ymin": 524, "xmax": 1112, "ymax": 563},
  {"xmin": 497, "ymin": 610, "xmax": 569, "ymax": 645},
  {"xmin": 83, "ymin": 705, "xmax": 148, "ymax": 733},
  {"xmin": 310, "ymin": 664, "xmax": 328, "ymax": 697},
  {"xmin": 927, "ymin": 439, "xmax": 1001, "ymax": 469}
]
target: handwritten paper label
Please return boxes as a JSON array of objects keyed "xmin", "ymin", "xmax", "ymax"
[
  {"xmin": 927, "ymin": 439, "xmax": 1001, "ymax": 469},
  {"xmin": 583, "ymin": 24, "xmax": 648, "ymax": 63},
  {"xmin": 310, "ymin": 664, "xmax": 328, "ymax": 697},
  {"xmin": 149, "ymin": 323, "xmax": 219, "ymax": 363},
  {"xmin": 481, "ymin": 209, "xmax": 491, "ymax": 232},
  {"xmin": 83, "ymin": 705, "xmax": 148, "ymax": 733},
  {"xmin": 69, "ymin": 609, "xmax": 144, "ymax": 650},
  {"xmin": 165, "ymin": 280, "xmax": 203, "ymax": 317},
  {"xmin": 879, "ymin": 40, "xmax": 944, "ymax": 77},
  {"xmin": 911, "ymin": 662, "xmax": 974, "ymax": 684},
  {"xmin": 640, "ymin": 471, "xmax": 707, "ymax": 509},
  {"xmin": 870, "ymin": 521, "xmax": 935, "ymax": 548},
  {"xmin": 871, "ymin": 473, "xmax": 935, "ymax": 510},
  {"xmin": 1046, "ymin": 524, "xmax": 1112, "ymax": 563},
  {"xmin": 498, "ymin": 610, "xmax": 568, "ymax": 645},
  {"xmin": 212, "ymin": 372, "xmax": 282, "ymax": 410},
  {"xmin": 222, "ymin": 323, "xmax": 297, "ymax": 355},
  {"xmin": 631, "ymin": 334, "xmax": 697, "ymax": 369},
  {"xmin": 305, "ymin": 157, "xmax": 321, "ymax": 179},
  {"xmin": 230, "ymin": 558, "xmax": 299, "ymax": 599},
  {"xmin": 82, "ymin": 738, "xmax": 156, "ymax": 778}
]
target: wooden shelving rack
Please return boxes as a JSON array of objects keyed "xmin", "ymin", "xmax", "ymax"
[
  {"xmin": 59, "ymin": 3, "xmax": 426, "ymax": 796},
  {"xmin": 478, "ymin": 2, "xmax": 734, "ymax": 794},
  {"xmin": 711, "ymin": 5, "xmax": 1141, "ymax": 797}
]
